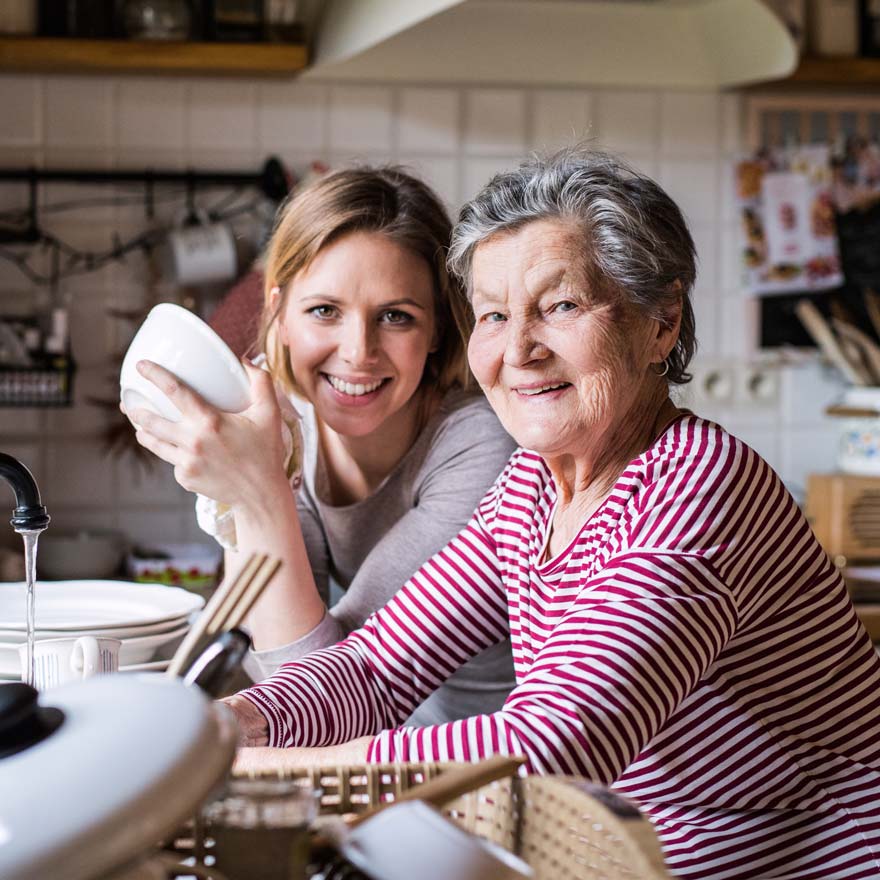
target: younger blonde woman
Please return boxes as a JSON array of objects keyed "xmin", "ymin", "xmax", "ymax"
[{"xmin": 130, "ymin": 167, "xmax": 516, "ymax": 724}]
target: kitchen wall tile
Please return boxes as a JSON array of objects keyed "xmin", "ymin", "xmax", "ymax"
[
  {"xmin": 463, "ymin": 90, "xmax": 527, "ymax": 156},
  {"xmin": 0, "ymin": 409, "xmax": 44, "ymax": 437},
  {"xmin": 530, "ymin": 90, "xmax": 593, "ymax": 151},
  {"xmin": 461, "ymin": 157, "xmax": 518, "ymax": 203},
  {"xmin": 779, "ymin": 361, "xmax": 846, "ymax": 427},
  {"xmin": 116, "ymin": 458, "xmax": 188, "ymax": 506},
  {"xmin": 720, "ymin": 93, "xmax": 744, "ymax": 155},
  {"xmin": 593, "ymin": 90, "xmax": 657, "ymax": 154},
  {"xmin": 779, "ymin": 424, "xmax": 839, "ymax": 501},
  {"xmin": 718, "ymin": 221, "xmax": 744, "ymax": 290},
  {"xmin": 46, "ymin": 79, "xmax": 114, "ymax": 150},
  {"xmin": 691, "ymin": 284, "xmax": 719, "ymax": 358},
  {"xmin": 117, "ymin": 79, "xmax": 186, "ymax": 151},
  {"xmin": 46, "ymin": 438, "xmax": 115, "ymax": 507},
  {"xmin": 328, "ymin": 86, "xmax": 393, "ymax": 153},
  {"xmin": 395, "ymin": 155, "xmax": 460, "ymax": 210},
  {"xmin": 68, "ymin": 294, "xmax": 115, "ymax": 370},
  {"xmin": 0, "ymin": 76, "xmax": 42, "ymax": 147},
  {"xmin": 188, "ymin": 81, "xmax": 258, "ymax": 153},
  {"xmin": 115, "ymin": 508, "xmax": 193, "ymax": 545},
  {"xmin": 719, "ymin": 161, "xmax": 739, "ymax": 223},
  {"xmin": 46, "ymin": 368, "xmax": 116, "ymax": 435},
  {"xmin": 659, "ymin": 91, "xmax": 719, "ymax": 157},
  {"xmin": 658, "ymin": 158, "xmax": 718, "ymax": 224},
  {"xmin": 398, "ymin": 88, "xmax": 460, "ymax": 154},
  {"xmin": 0, "ymin": 442, "xmax": 44, "ymax": 488},
  {"xmin": 258, "ymin": 82, "xmax": 328, "ymax": 153},
  {"xmin": 717, "ymin": 288, "xmax": 755, "ymax": 359}
]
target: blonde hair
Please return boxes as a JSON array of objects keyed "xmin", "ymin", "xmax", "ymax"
[{"xmin": 260, "ymin": 166, "xmax": 472, "ymax": 401}]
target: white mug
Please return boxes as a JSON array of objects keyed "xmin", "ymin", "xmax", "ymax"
[
  {"xmin": 165, "ymin": 213, "xmax": 237, "ymax": 287},
  {"xmin": 19, "ymin": 636, "xmax": 121, "ymax": 690}
]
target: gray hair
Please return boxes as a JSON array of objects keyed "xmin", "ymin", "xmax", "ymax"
[{"xmin": 448, "ymin": 149, "xmax": 697, "ymax": 384}]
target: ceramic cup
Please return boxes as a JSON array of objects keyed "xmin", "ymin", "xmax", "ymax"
[
  {"xmin": 119, "ymin": 302, "xmax": 251, "ymax": 423},
  {"xmin": 165, "ymin": 214, "xmax": 237, "ymax": 287},
  {"xmin": 19, "ymin": 635, "xmax": 121, "ymax": 690}
]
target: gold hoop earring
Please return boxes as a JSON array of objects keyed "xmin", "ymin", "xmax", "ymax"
[{"xmin": 651, "ymin": 358, "xmax": 670, "ymax": 377}]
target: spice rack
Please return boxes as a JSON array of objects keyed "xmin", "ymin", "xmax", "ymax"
[{"xmin": 0, "ymin": 358, "xmax": 76, "ymax": 407}]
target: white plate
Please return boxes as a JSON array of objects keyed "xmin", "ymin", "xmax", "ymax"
[
  {"xmin": 0, "ymin": 622, "xmax": 189, "ymax": 675},
  {"xmin": 0, "ymin": 580, "xmax": 203, "ymax": 630},
  {"xmin": 0, "ymin": 613, "xmax": 193, "ymax": 643}
]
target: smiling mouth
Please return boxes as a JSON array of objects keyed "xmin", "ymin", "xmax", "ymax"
[
  {"xmin": 323, "ymin": 374, "xmax": 389, "ymax": 397},
  {"xmin": 515, "ymin": 382, "xmax": 571, "ymax": 396}
]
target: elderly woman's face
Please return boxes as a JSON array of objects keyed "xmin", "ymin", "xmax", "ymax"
[{"xmin": 468, "ymin": 219, "xmax": 668, "ymax": 460}]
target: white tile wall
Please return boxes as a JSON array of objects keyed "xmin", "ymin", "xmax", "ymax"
[{"xmin": 0, "ymin": 73, "xmax": 853, "ymax": 548}]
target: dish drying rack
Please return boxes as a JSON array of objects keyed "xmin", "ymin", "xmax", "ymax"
[{"xmin": 157, "ymin": 762, "xmax": 670, "ymax": 880}]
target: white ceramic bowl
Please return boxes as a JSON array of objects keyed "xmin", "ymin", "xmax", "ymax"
[
  {"xmin": 37, "ymin": 529, "xmax": 127, "ymax": 580},
  {"xmin": 120, "ymin": 303, "xmax": 250, "ymax": 423}
]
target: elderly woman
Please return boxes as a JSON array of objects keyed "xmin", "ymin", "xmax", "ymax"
[{"xmin": 224, "ymin": 151, "xmax": 880, "ymax": 880}]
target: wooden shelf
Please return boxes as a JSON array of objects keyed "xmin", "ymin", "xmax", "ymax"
[
  {"xmin": 780, "ymin": 55, "xmax": 880, "ymax": 88},
  {"xmin": 0, "ymin": 37, "xmax": 307, "ymax": 77}
]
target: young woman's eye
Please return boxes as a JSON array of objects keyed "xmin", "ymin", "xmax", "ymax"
[
  {"xmin": 307, "ymin": 305, "xmax": 337, "ymax": 319},
  {"xmin": 380, "ymin": 309, "xmax": 413, "ymax": 325}
]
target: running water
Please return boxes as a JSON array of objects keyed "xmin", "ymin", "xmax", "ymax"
[{"xmin": 19, "ymin": 529, "xmax": 40, "ymax": 688}]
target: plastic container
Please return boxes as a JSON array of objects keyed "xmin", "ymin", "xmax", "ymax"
[{"xmin": 126, "ymin": 542, "xmax": 222, "ymax": 595}]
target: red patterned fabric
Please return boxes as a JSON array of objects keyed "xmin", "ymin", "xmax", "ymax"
[{"xmin": 208, "ymin": 268, "xmax": 265, "ymax": 359}]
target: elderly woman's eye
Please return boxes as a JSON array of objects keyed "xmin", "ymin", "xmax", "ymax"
[
  {"xmin": 553, "ymin": 300, "xmax": 578, "ymax": 313},
  {"xmin": 481, "ymin": 311, "xmax": 507, "ymax": 323}
]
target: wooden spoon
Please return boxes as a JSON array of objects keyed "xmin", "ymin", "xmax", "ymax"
[{"xmin": 795, "ymin": 300, "xmax": 870, "ymax": 386}]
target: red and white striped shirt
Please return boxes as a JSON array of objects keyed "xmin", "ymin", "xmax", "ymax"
[{"xmin": 242, "ymin": 415, "xmax": 880, "ymax": 879}]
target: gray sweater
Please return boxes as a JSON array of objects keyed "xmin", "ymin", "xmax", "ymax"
[{"xmin": 247, "ymin": 388, "xmax": 518, "ymax": 726}]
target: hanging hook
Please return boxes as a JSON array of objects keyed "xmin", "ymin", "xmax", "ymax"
[
  {"xmin": 185, "ymin": 171, "xmax": 198, "ymax": 225},
  {"xmin": 144, "ymin": 170, "xmax": 154, "ymax": 221},
  {"xmin": 26, "ymin": 167, "xmax": 41, "ymax": 244}
]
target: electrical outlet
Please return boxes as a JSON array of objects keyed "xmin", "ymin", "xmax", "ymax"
[
  {"xmin": 698, "ymin": 363, "xmax": 735, "ymax": 403},
  {"xmin": 739, "ymin": 364, "xmax": 780, "ymax": 406}
]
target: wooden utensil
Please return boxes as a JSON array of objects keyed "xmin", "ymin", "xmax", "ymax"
[
  {"xmin": 166, "ymin": 553, "xmax": 281, "ymax": 679},
  {"xmin": 863, "ymin": 288, "xmax": 880, "ymax": 340},
  {"xmin": 795, "ymin": 300, "xmax": 870, "ymax": 386},
  {"xmin": 832, "ymin": 318, "xmax": 880, "ymax": 385}
]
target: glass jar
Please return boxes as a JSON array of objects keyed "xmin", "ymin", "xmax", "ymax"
[
  {"xmin": 119, "ymin": 0, "xmax": 193, "ymax": 41},
  {"xmin": 200, "ymin": 776, "xmax": 318, "ymax": 880}
]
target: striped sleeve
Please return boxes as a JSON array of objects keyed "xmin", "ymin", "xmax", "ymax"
[
  {"xmin": 238, "ymin": 506, "xmax": 510, "ymax": 747},
  {"xmin": 368, "ymin": 551, "xmax": 738, "ymax": 774}
]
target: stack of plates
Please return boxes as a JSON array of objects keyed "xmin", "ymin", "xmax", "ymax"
[{"xmin": 0, "ymin": 580, "xmax": 204, "ymax": 680}]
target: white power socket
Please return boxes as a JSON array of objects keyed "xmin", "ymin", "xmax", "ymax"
[{"xmin": 738, "ymin": 364, "xmax": 780, "ymax": 406}]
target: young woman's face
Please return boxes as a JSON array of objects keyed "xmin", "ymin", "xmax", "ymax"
[{"xmin": 278, "ymin": 231, "xmax": 437, "ymax": 438}]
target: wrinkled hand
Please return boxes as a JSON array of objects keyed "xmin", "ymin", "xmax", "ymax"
[
  {"xmin": 220, "ymin": 693, "xmax": 270, "ymax": 747},
  {"xmin": 124, "ymin": 359, "xmax": 287, "ymax": 511}
]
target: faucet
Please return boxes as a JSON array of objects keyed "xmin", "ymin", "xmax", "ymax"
[{"xmin": 0, "ymin": 453, "xmax": 49, "ymax": 533}]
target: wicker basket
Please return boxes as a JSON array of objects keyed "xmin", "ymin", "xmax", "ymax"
[{"xmin": 229, "ymin": 763, "xmax": 671, "ymax": 880}]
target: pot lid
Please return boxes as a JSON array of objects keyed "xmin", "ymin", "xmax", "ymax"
[{"xmin": 0, "ymin": 675, "xmax": 237, "ymax": 880}]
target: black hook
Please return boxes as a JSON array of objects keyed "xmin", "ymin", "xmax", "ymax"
[
  {"xmin": 25, "ymin": 168, "xmax": 40, "ymax": 244},
  {"xmin": 144, "ymin": 170, "xmax": 154, "ymax": 220},
  {"xmin": 185, "ymin": 171, "xmax": 198, "ymax": 225}
]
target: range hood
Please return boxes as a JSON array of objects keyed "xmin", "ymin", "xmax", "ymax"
[{"xmin": 303, "ymin": 0, "xmax": 797, "ymax": 89}]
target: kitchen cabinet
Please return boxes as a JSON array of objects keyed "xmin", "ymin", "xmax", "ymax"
[{"xmin": 0, "ymin": 36, "xmax": 307, "ymax": 77}]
